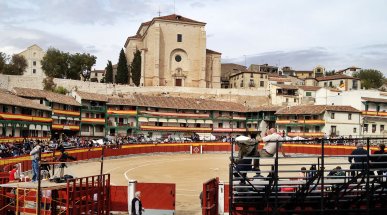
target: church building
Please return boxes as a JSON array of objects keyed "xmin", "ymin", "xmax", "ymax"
[{"xmin": 124, "ymin": 14, "xmax": 221, "ymax": 88}]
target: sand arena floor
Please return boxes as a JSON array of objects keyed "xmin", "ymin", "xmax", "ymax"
[{"xmin": 64, "ymin": 153, "xmax": 350, "ymax": 215}]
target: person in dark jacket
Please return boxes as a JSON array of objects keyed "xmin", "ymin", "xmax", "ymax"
[
  {"xmin": 372, "ymin": 144, "xmax": 387, "ymax": 176},
  {"xmin": 349, "ymin": 142, "xmax": 368, "ymax": 176},
  {"xmin": 131, "ymin": 191, "xmax": 144, "ymax": 215},
  {"xmin": 58, "ymin": 148, "xmax": 76, "ymax": 178}
]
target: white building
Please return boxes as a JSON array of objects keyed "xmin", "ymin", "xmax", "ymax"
[
  {"xmin": 90, "ymin": 69, "xmax": 105, "ymax": 82},
  {"xmin": 297, "ymin": 86, "xmax": 321, "ymax": 105},
  {"xmin": 336, "ymin": 66, "xmax": 361, "ymax": 77},
  {"xmin": 276, "ymin": 105, "xmax": 361, "ymax": 138},
  {"xmin": 18, "ymin": 44, "xmax": 46, "ymax": 77},
  {"xmin": 315, "ymin": 74, "xmax": 360, "ymax": 91},
  {"xmin": 270, "ymin": 84, "xmax": 300, "ymax": 106}
]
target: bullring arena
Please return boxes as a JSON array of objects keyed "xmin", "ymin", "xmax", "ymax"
[{"xmin": 0, "ymin": 140, "xmax": 386, "ymax": 214}]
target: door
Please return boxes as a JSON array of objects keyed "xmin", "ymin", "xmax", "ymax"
[{"xmin": 175, "ymin": 79, "xmax": 182, "ymax": 87}]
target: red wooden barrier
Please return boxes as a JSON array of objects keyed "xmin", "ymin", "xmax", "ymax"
[
  {"xmin": 110, "ymin": 186, "xmax": 128, "ymax": 211},
  {"xmin": 136, "ymin": 182, "xmax": 175, "ymax": 211},
  {"xmin": 202, "ymin": 177, "xmax": 218, "ymax": 215}
]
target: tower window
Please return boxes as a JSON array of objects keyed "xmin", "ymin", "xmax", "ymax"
[
  {"xmin": 177, "ymin": 34, "xmax": 182, "ymax": 42},
  {"xmin": 175, "ymin": 55, "xmax": 182, "ymax": 62},
  {"xmin": 33, "ymin": 61, "xmax": 36, "ymax": 66}
]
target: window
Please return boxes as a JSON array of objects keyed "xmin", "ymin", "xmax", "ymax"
[
  {"xmin": 348, "ymin": 114, "xmax": 352, "ymax": 120},
  {"xmin": 286, "ymin": 98, "xmax": 289, "ymax": 103},
  {"xmin": 353, "ymin": 80, "xmax": 358, "ymax": 89},
  {"xmin": 177, "ymin": 34, "xmax": 182, "ymax": 42},
  {"xmin": 381, "ymin": 125, "xmax": 385, "ymax": 132},
  {"xmin": 353, "ymin": 127, "xmax": 357, "ymax": 133},
  {"xmin": 377, "ymin": 105, "xmax": 380, "ymax": 112},
  {"xmin": 294, "ymin": 98, "xmax": 297, "ymax": 102},
  {"xmin": 236, "ymin": 122, "xmax": 240, "ymax": 128},
  {"xmin": 81, "ymin": 125, "xmax": 90, "ymax": 132},
  {"xmin": 195, "ymin": 123, "xmax": 200, "ymax": 128},
  {"xmin": 96, "ymin": 125, "xmax": 104, "ymax": 132},
  {"xmin": 324, "ymin": 82, "xmax": 327, "ymax": 87},
  {"xmin": 250, "ymin": 73, "xmax": 253, "ymax": 78},
  {"xmin": 260, "ymin": 74, "xmax": 263, "ymax": 78},
  {"xmin": 372, "ymin": 124, "xmax": 376, "ymax": 133},
  {"xmin": 331, "ymin": 113, "xmax": 335, "ymax": 119},
  {"xmin": 306, "ymin": 92, "xmax": 312, "ymax": 96},
  {"xmin": 33, "ymin": 61, "xmax": 36, "ymax": 66},
  {"xmin": 315, "ymin": 126, "xmax": 320, "ymax": 132},
  {"xmin": 331, "ymin": 126, "xmax": 337, "ymax": 135},
  {"xmin": 329, "ymin": 82, "xmax": 333, "ymax": 87},
  {"xmin": 218, "ymin": 123, "xmax": 223, "ymax": 128},
  {"xmin": 33, "ymin": 69, "xmax": 36, "ymax": 74},
  {"xmin": 240, "ymin": 80, "xmax": 244, "ymax": 87},
  {"xmin": 364, "ymin": 124, "xmax": 368, "ymax": 132},
  {"xmin": 175, "ymin": 55, "xmax": 182, "ymax": 62},
  {"xmin": 260, "ymin": 81, "xmax": 264, "ymax": 87},
  {"xmin": 95, "ymin": 73, "xmax": 98, "ymax": 77},
  {"xmin": 365, "ymin": 104, "xmax": 369, "ymax": 111}
]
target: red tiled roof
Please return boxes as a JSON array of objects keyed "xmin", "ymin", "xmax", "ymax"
[
  {"xmin": 297, "ymin": 86, "xmax": 321, "ymax": 91},
  {"xmin": 361, "ymin": 97, "xmax": 387, "ymax": 103},
  {"xmin": 272, "ymin": 84, "xmax": 299, "ymax": 90},
  {"xmin": 108, "ymin": 95, "xmax": 246, "ymax": 112},
  {"xmin": 247, "ymin": 106, "xmax": 283, "ymax": 112},
  {"xmin": 206, "ymin": 49, "xmax": 222, "ymax": 55},
  {"xmin": 13, "ymin": 88, "xmax": 80, "ymax": 107},
  {"xmin": 316, "ymin": 74, "xmax": 359, "ymax": 81},
  {"xmin": 276, "ymin": 105, "xmax": 360, "ymax": 115},
  {"xmin": 75, "ymin": 91, "xmax": 108, "ymax": 102},
  {"xmin": 0, "ymin": 91, "xmax": 51, "ymax": 111}
]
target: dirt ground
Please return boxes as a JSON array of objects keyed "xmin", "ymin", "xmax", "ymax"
[{"xmin": 65, "ymin": 153, "xmax": 350, "ymax": 215}]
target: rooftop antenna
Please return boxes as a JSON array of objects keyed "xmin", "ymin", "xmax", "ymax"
[{"xmin": 158, "ymin": 6, "xmax": 161, "ymax": 17}]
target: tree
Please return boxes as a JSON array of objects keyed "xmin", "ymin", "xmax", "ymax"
[
  {"xmin": 116, "ymin": 49, "xmax": 129, "ymax": 84},
  {"xmin": 53, "ymin": 86, "xmax": 68, "ymax": 95},
  {"xmin": 41, "ymin": 48, "xmax": 69, "ymax": 78},
  {"xmin": 131, "ymin": 49, "xmax": 141, "ymax": 86},
  {"xmin": 43, "ymin": 77, "xmax": 56, "ymax": 91},
  {"xmin": 353, "ymin": 69, "xmax": 385, "ymax": 89},
  {"xmin": 41, "ymin": 47, "xmax": 96, "ymax": 79},
  {"xmin": 325, "ymin": 70, "xmax": 336, "ymax": 76},
  {"xmin": 6, "ymin": 55, "xmax": 27, "ymax": 75},
  {"xmin": 0, "ymin": 53, "xmax": 27, "ymax": 75},
  {"xmin": 0, "ymin": 52, "xmax": 8, "ymax": 74},
  {"xmin": 105, "ymin": 60, "xmax": 113, "ymax": 83}
]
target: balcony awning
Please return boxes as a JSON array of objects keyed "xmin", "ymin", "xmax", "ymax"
[
  {"xmin": 148, "ymin": 118, "xmax": 158, "ymax": 122},
  {"xmin": 138, "ymin": 117, "xmax": 148, "ymax": 122},
  {"xmin": 204, "ymin": 120, "xmax": 213, "ymax": 124},
  {"xmin": 29, "ymin": 124, "xmax": 35, "ymax": 130},
  {"xmin": 74, "ymin": 117, "xmax": 80, "ymax": 121},
  {"xmin": 52, "ymin": 116, "xmax": 59, "ymax": 119},
  {"xmin": 59, "ymin": 116, "xmax": 66, "ymax": 120},
  {"xmin": 177, "ymin": 119, "xmax": 186, "ymax": 123},
  {"xmin": 159, "ymin": 118, "xmax": 168, "ymax": 123},
  {"xmin": 36, "ymin": 125, "xmax": 42, "ymax": 130},
  {"xmin": 15, "ymin": 123, "xmax": 20, "ymax": 127},
  {"xmin": 187, "ymin": 119, "xmax": 195, "ymax": 124},
  {"xmin": 67, "ymin": 117, "xmax": 73, "ymax": 121},
  {"xmin": 196, "ymin": 120, "xmax": 205, "ymax": 124},
  {"xmin": 168, "ymin": 119, "xmax": 177, "ymax": 123},
  {"xmin": 42, "ymin": 125, "xmax": 49, "ymax": 131}
]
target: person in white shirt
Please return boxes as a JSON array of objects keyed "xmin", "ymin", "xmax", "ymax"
[{"xmin": 259, "ymin": 128, "xmax": 288, "ymax": 158}]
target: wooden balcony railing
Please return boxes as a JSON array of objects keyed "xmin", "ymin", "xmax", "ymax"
[
  {"xmin": 0, "ymin": 113, "xmax": 52, "ymax": 123},
  {"xmin": 140, "ymin": 125, "xmax": 212, "ymax": 132},
  {"xmin": 52, "ymin": 109, "xmax": 80, "ymax": 116},
  {"xmin": 287, "ymin": 132, "xmax": 324, "ymax": 137},
  {"xmin": 276, "ymin": 119, "xmax": 325, "ymax": 125},
  {"xmin": 362, "ymin": 111, "xmax": 387, "ymax": 117},
  {"xmin": 81, "ymin": 118, "xmax": 105, "ymax": 124},
  {"xmin": 107, "ymin": 109, "xmax": 137, "ymax": 115},
  {"xmin": 141, "ymin": 111, "xmax": 210, "ymax": 118},
  {"xmin": 52, "ymin": 124, "xmax": 80, "ymax": 130}
]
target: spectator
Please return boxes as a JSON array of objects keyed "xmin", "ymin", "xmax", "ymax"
[
  {"xmin": 299, "ymin": 167, "xmax": 307, "ymax": 180},
  {"xmin": 8, "ymin": 164, "xmax": 19, "ymax": 182},
  {"xmin": 131, "ymin": 191, "xmax": 144, "ymax": 215},
  {"xmin": 58, "ymin": 148, "xmax": 77, "ymax": 178},
  {"xmin": 349, "ymin": 142, "xmax": 368, "ymax": 177},
  {"xmin": 30, "ymin": 142, "xmax": 41, "ymax": 182},
  {"xmin": 233, "ymin": 135, "xmax": 259, "ymax": 184},
  {"xmin": 372, "ymin": 144, "xmax": 387, "ymax": 176}
]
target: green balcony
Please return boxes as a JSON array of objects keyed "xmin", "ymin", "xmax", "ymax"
[{"xmin": 82, "ymin": 106, "xmax": 106, "ymax": 112}]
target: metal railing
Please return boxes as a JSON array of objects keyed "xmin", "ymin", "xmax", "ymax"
[{"xmin": 229, "ymin": 137, "xmax": 387, "ymax": 214}]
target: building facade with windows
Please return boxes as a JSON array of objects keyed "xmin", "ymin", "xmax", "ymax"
[
  {"xmin": 124, "ymin": 14, "xmax": 221, "ymax": 88},
  {"xmin": 229, "ymin": 71, "xmax": 268, "ymax": 89},
  {"xmin": 361, "ymin": 97, "xmax": 387, "ymax": 136},
  {"xmin": 276, "ymin": 105, "xmax": 361, "ymax": 138},
  {"xmin": 13, "ymin": 88, "xmax": 81, "ymax": 139},
  {"xmin": 0, "ymin": 91, "xmax": 51, "ymax": 142},
  {"xmin": 270, "ymin": 84, "xmax": 301, "ymax": 106},
  {"xmin": 315, "ymin": 74, "xmax": 360, "ymax": 91},
  {"xmin": 18, "ymin": 44, "xmax": 46, "ymax": 78},
  {"xmin": 72, "ymin": 91, "xmax": 108, "ymax": 137}
]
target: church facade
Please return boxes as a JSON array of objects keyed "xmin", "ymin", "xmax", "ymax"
[{"xmin": 124, "ymin": 14, "xmax": 221, "ymax": 88}]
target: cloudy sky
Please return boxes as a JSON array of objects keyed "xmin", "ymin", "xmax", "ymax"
[{"xmin": 1, "ymin": 0, "xmax": 387, "ymax": 73}]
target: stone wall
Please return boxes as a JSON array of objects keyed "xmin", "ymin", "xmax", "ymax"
[{"xmin": 0, "ymin": 74, "xmax": 270, "ymax": 107}]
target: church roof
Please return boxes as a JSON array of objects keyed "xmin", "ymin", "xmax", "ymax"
[{"xmin": 206, "ymin": 49, "xmax": 222, "ymax": 55}]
